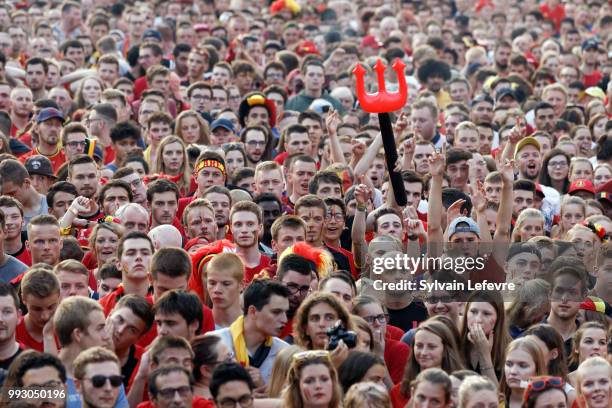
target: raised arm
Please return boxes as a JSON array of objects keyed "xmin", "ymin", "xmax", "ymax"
[
  {"xmin": 326, "ymin": 109, "xmax": 347, "ymax": 165},
  {"xmin": 353, "ymin": 132, "xmax": 383, "ymax": 178},
  {"xmin": 352, "ymin": 182, "xmax": 372, "ymax": 278},
  {"xmin": 492, "ymin": 157, "xmax": 515, "ymax": 265},
  {"xmin": 427, "ymin": 146, "xmax": 446, "ymax": 258}
]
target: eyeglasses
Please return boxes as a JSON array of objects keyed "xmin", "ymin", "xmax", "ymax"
[
  {"xmin": 127, "ymin": 178, "xmax": 143, "ymax": 188},
  {"xmin": 523, "ymin": 376, "xmax": 564, "ymax": 403},
  {"xmin": 66, "ymin": 140, "xmax": 87, "ymax": 149},
  {"xmin": 285, "ymin": 283, "xmax": 310, "ymax": 296},
  {"xmin": 293, "ymin": 350, "xmax": 330, "ymax": 362},
  {"xmin": 363, "ymin": 314, "xmax": 389, "ymax": 325},
  {"xmin": 547, "ymin": 161, "xmax": 568, "ymax": 168},
  {"xmin": 217, "ymin": 394, "xmax": 254, "ymax": 408},
  {"xmin": 326, "ymin": 213, "xmax": 344, "ymax": 222},
  {"xmin": 425, "ymin": 295, "xmax": 454, "ymax": 304},
  {"xmin": 157, "ymin": 385, "xmax": 192, "ymax": 400},
  {"xmin": 191, "ymin": 94, "xmax": 210, "ymax": 101},
  {"xmin": 85, "ymin": 375, "xmax": 123, "ymax": 388}
]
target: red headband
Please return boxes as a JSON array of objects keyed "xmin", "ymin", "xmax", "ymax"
[{"xmin": 195, "ymin": 159, "xmax": 226, "ymax": 177}]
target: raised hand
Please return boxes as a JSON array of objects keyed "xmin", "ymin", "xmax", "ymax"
[
  {"xmin": 394, "ymin": 111, "xmax": 410, "ymax": 136},
  {"xmin": 326, "ymin": 108, "xmax": 341, "ymax": 135},
  {"xmin": 447, "ymin": 199, "xmax": 466, "ymax": 224},
  {"xmin": 507, "ymin": 116, "xmax": 526, "ymax": 145},
  {"xmin": 402, "ymin": 137, "xmax": 415, "ymax": 161},
  {"xmin": 467, "ymin": 323, "xmax": 494, "ymax": 356},
  {"xmin": 500, "ymin": 158, "xmax": 516, "ymax": 184},
  {"xmin": 428, "ymin": 144, "xmax": 446, "ymax": 177},
  {"xmin": 351, "ymin": 140, "xmax": 366, "ymax": 161},
  {"xmin": 470, "ymin": 180, "xmax": 487, "ymax": 213},
  {"xmin": 354, "ymin": 183, "xmax": 371, "ymax": 206}
]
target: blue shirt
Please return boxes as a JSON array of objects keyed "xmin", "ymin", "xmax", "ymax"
[{"xmin": 66, "ymin": 378, "xmax": 128, "ymax": 408}]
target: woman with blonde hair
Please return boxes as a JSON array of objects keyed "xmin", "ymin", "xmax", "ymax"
[
  {"xmin": 567, "ymin": 322, "xmax": 609, "ymax": 385},
  {"xmin": 87, "ymin": 221, "xmax": 124, "ymax": 274},
  {"xmin": 75, "ymin": 76, "xmax": 104, "ymax": 109},
  {"xmin": 593, "ymin": 163, "xmax": 612, "ymax": 189},
  {"xmin": 569, "ymin": 157, "xmax": 594, "ymax": 182},
  {"xmin": 175, "ymin": 110, "xmax": 211, "ymax": 146},
  {"xmin": 458, "ymin": 375, "xmax": 499, "ymax": 408},
  {"xmin": 588, "ymin": 113, "xmax": 608, "ymax": 141},
  {"xmin": 512, "ymin": 209, "xmax": 545, "ymax": 242},
  {"xmin": 500, "ymin": 337, "xmax": 548, "ymax": 408},
  {"xmin": 282, "ymin": 350, "xmax": 342, "ymax": 408},
  {"xmin": 344, "ymin": 382, "xmax": 391, "ymax": 408},
  {"xmin": 575, "ymin": 357, "xmax": 612, "ymax": 408},
  {"xmin": 153, "ymin": 135, "xmax": 191, "ymax": 197},
  {"xmin": 268, "ymin": 345, "xmax": 305, "ymax": 398},
  {"xmin": 553, "ymin": 196, "xmax": 586, "ymax": 239}
]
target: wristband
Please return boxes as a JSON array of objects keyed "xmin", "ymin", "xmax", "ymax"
[
  {"xmin": 68, "ymin": 207, "xmax": 79, "ymax": 216},
  {"xmin": 356, "ymin": 204, "xmax": 367, "ymax": 212},
  {"xmin": 60, "ymin": 226, "xmax": 73, "ymax": 236}
]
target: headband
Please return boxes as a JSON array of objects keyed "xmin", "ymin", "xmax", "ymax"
[
  {"xmin": 581, "ymin": 221, "xmax": 609, "ymax": 242},
  {"xmin": 194, "ymin": 159, "xmax": 226, "ymax": 177}
]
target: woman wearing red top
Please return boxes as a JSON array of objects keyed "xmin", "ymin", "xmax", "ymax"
[
  {"xmin": 389, "ymin": 317, "xmax": 465, "ymax": 408},
  {"xmin": 153, "ymin": 135, "xmax": 191, "ymax": 197}
]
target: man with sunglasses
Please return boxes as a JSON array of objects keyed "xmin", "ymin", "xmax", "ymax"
[
  {"xmin": 148, "ymin": 365, "xmax": 215, "ymax": 408},
  {"xmin": 74, "ymin": 347, "xmax": 124, "ymax": 408}
]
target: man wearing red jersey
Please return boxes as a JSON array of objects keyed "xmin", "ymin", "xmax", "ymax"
[
  {"xmin": 19, "ymin": 108, "xmax": 66, "ymax": 173},
  {"xmin": 16, "ymin": 268, "xmax": 60, "ymax": 352},
  {"xmin": 0, "ymin": 196, "xmax": 31, "ymax": 266}
]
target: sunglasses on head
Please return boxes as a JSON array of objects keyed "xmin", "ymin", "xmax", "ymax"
[
  {"xmin": 86, "ymin": 375, "xmax": 123, "ymax": 388},
  {"xmin": 523, "ymin": 376, "xmax": 564, "ymax": 403}
]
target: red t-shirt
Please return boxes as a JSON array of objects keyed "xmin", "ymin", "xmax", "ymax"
[
  {"xmin": 384, "ymin": 339, "xmax": 410, "ymax": 384},
  {"xmin": 137, "ymin": 396, "xmax": 214, "ymax": 408},
  {"xmin": 583, "ymin": 71, "xmax": 603, "ymax": 88},
  {"xmin": 390, "ymin": 383, "xmax": 410, "ymax": 408},
  {"xmin": 104, "ymin": 145, "xmax": 116, "ymax": 165},
  {"xmin": 16, "ymin": 316, "xmax": 42, "ymax": 351},
  {"xmin": 280, "ymin": 317, "xmax": 294, "ymax": 339},
  {"xmin": 136, "ymin": 305, "xmax": 215, "ymax": 349},
  {"xmin": 100, "ymin": 285, "xmax": 155, "ymax": 317},
  {"xmin": 12, "ymin": 244, "xmax": 32, "ymax": 267},
  {"xmin": 244, "ymin": 254, "xmax": 272, "ymax": 284},
  {"xmin": 19, "ymin": 148, "xmax": 66, "ymax": 174},
  {"xmin": 386, "ymin": 325, "xmax": 404, "ymax": 341},
  {"xmin": 539, "ymin": 3, "xmax": 565, "ymax": 31}
]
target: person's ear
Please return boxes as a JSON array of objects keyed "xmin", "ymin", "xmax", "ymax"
[
  {"xmin": 550, "ymin": 348, "xmax": 559, "ymax": 360},
  {"xmin": 72, "ymin": 328, "xmax": 83, "ymax": 344},
  {"xmin": 189, "ymin": 319, "xmax": 199, "ymax": 337}
]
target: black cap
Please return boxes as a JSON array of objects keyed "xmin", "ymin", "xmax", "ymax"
[{"xmin": 25, "ymin": 155, "xmax": 56, "ymax": 178}]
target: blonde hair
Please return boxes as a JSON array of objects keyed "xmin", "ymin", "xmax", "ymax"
[
  {"xmin": 89, "ymin": 222, "xmax": 124, "ymax": 257},
  {"xmin": 576, "ymin": 357, "xmax": 612, "ymax": 396},
  {"xmin": 75, "ymin": 76, "xmax": 105, "ymax": 109},
  {"xmin": 568, "ymin": 322, "xmax": 609, "ymax": 367},
  {"xmin": 268, "ymin": 345, "xmax": 305, "ymax": 398},
  {"xmin": 459, "ymin": 376, "xmax": 498, "ymax": 408},
  {"xmin": 344, "ymin": 382, "xmax": 391, "ymax": 408},
  {"xmin": 206, "ymin": 253, "xmax": 244, "ymax": 283},
  {"xmin": 500, "ymin": 337, "xmax": 548, "ymax": 399},
  {"xmin": 512, "ymin": 209, "xmax": 545, "ymax": 242},
  {"xmin": 74, "ymin": 346, "xmax": 119, "ymax": 380}
]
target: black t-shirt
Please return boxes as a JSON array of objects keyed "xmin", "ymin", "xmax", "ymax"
[
  {"xmin": 0, "ymin": 344, "xmax": 23, "ymax": 371},
  {"xmin": 121, "ymin": 345, "xmax": 139, "ymax": 388},
  {"xmin": 388, "ymin": 300, "xmax": 428, "ymax": 332}
]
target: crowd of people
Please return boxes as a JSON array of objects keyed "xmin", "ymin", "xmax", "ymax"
[{"xmin": 0, "ymin": 0, "xmax": 610, "ymax": 407}]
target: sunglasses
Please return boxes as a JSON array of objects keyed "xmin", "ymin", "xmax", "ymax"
[
  {"xmin": 523, "ymin": 376, "xmax": 564, "ymax": 403},
  {"xmin": 293, "ymin": 350, "xmax": 330, "ymax": 362},
  {"xmin": 86, "ymin": 375, "xmax": 123, "ymax": 388}
]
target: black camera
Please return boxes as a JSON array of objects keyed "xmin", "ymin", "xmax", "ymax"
[{"xmin": 326, "ymin": 321, "xmax": 357, "ymax": 351}]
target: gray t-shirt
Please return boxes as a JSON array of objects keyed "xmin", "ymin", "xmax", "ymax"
[
  {"xmin": 0, "ymin": 255, "xmax": 28, "ymax": 282},
  {"xmin": 23, "ymin": 194, "xmax": 49, "ymax": 231}
]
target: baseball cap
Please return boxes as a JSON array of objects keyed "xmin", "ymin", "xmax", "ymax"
[
  {"xmin": 597, "ymin": 178, "xmax": 612, "ymax": 194},
  {"xmin": 598, "ymin": 192, "xmax": 612, "ymax": 203},
  {"xmin": 142, "ymin": 29, "xmax": 162, "ymax": 41},
  {"xmin": 25, "ymin": 155, "xmax": 55, "ymax": 178},
  {"xmin": 496, "ymin": 88, "xmax": 516, "ymax": 102},
  {"xmin": 309, "ymin": 99, "xmax": 333, "ymax": 115},
  {"xmin": 567, "ymin": 179, "xmax": 595, "ymax": 194},
  {"xmin": 568, "ymin": 179, "xmax": 595, "ymax": 195},
  {"xmin": 211, "ymin": 118, "xmax": 235, "ymax": 133},
  {"xmin": 582, "ymin": 38, "xmax": 600, "ymax": 51},
  {"xmin": 36, "ymin": 108, "xmax": 64, "ymax": 124},
  {"xmin": 535, "ymin": 183, "xmax": 545, "ymax": 197},
  {"xmin": 447, "ymin": 216, "xmax": 480, "ymax": 239},
  {"xmin": 585, "ymin": 87, "xmax": 605, "ymax": 100},
  {"xmin": 295, "ymin": 40, "xmax": 319, "ymax": 57},
  {"xmin": 361, "ymin": 35, "xmax": 382, "ymax": 49},
  {"xmin": 514, "ymin": 137, "xmax": 541, "ymax": 157}
]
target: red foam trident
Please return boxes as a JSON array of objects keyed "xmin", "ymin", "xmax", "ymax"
[{"xmin": 352, "ymin": 58, "xmax": 408, "ymax": 113}]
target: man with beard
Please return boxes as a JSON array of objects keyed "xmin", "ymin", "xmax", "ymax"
[
  {"xmin": 0, "ymin": 282, "xmax": 23, "ymax": 369},
  {"xmin": 203, "ymin": 186, "xmax": 232, "ymax": 241},
  {"xmin": 494, "ymin": 40, "xmax": 512, "ymax": 76},
  {"xmin": 25, "ymin": 57, "xmax": 48, "ymax": 101},
  {"xmin": 276, "ymin": 254, "xmax": 314, "ymax": 340},
  {"xmin": 206, "ymin": 253, "xmax": 244, "ymax": 329},
  {"xmin": 19, "ymin": 108, "xmax": 66, "ymax": 172},
  {"xmin": 417, "ymin": 59, "xmax": 452, "ymax": 109},
  {"xmin": 230, "ymin": 201, "xmax": 271, "ymax": 284},
  {"xmin": 73, "ymin": 347, "xmax": 124, "ymax": 408},
  {"xmin": 508, "ymin": 136, "xmax": 560, "ymax": 216},
  {"xmin": 242, "ymin": 126, "xmax": 270, "ymax": 167},
  {"xmin": 182, "ymin": 199, "xmax": 218, "ymax": 243},
  {"xmin": 211, "ymin": 279, "xmax": 289, "ymax": 386},
  {"xmin": 99, "ymin": 180, "xmax": 133, "ymax": 217},
  {"xmin": 534, "ymin": 102, "xmax": 556, "ymax": 133},
  {"xmin": 253, "ymin": 194, "xmax": 281, "ymax": 255}
]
